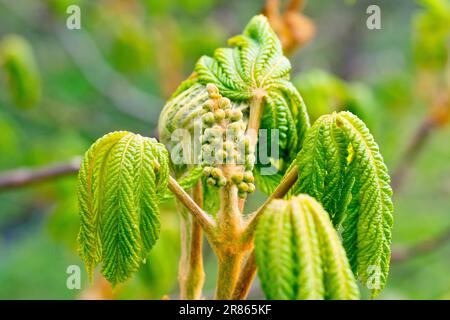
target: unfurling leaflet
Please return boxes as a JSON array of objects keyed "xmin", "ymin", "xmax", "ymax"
[
  {"xmin": 77, "ymin": 131, "xmax": 169, "ymax": 285},
  {"xmin": 255, "ymin": 194, "xmax": 359, "ymax": 300}
]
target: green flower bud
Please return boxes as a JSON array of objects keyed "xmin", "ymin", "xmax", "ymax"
[
  {"xmin": 248, "ymin": 183, "xmax": 256, "ymax": 193},
  {"xmin": 202, "ymin": 103, "xmax": 211, "ymax": 112},
  {"xmin": 231, "ymin": 172, "xmax": 244, "ymax": 184},
  {"xmin": 211, "ymin": 125, "xmax": 224, "ymax": 135},
  {"xmin": 219, "ymin": 97, "xmax": 231, "ymax": 109},
  {"xmin": 246, "ymin": 154, "xmax": 256, "ymax": 166},
  {"xmin": 225, "ymin": 109, "xmax": 233, "ymax": 119},
  {"xmin": 206, "ymin": 83, "xmax": 220, "ymax": 98},
  {"xmin": 202, "ymin": 144, "xmax": 213, "ymax": 153},
  {"xmin": 211, "ymin": 168, "xmax": 222, "ymax": 178},
  {"xmin": 238, "ymin": 190, "xmax": 247, "ymax": 199},
  {"xmin": 227, "ymin": 122, "xmax": 242, "ymax": 133},
  {"xmin": 243, "ymin": 171, "xmax": 254, "ymax": 183},
  {"xmin": 203, "ymin": 166, "xmax": 212, "ymax": 177},
  {"xmin": 217, "ymin": 176, "xmax": 227, "ymax": 187},
  {"xmin": 230, "ymin": 109, "xmax": 243, "ymax": 121},
  {"xmin": 207, "ymin": 177, "xmax": 217, "ymax": 186},
  {"xmin": 214, "ymin": 109, "xmax": 226, "ymax": 121},
  {"xmin": 202, "ymin": 112, "xmax": 215, "ymax": 125},
  {"xmin": 238, "ymin": 182, "xmax": 249, "ymax": 192},
  {"xmin": 243, "ymin": 137, "xmax": 251, "ymax": 152}
]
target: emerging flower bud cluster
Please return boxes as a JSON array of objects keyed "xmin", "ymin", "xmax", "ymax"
[{"xmin": 200, "ymin": 84, "xmax": 255, "ymax": 197}]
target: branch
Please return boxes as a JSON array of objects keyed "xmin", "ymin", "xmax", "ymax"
[
  {"xmin": 168, "ymin": 176, "xmax": 216, "ymax": 237},
  {"xmin": 0, "ymin": 157, "xmax": 81, "ymax": 191},
  {"xmin": 392, "ymin": 91, "xmax": 450, "ymax": 192},
  {"xmin": 0, "ymin": 156, "xmax": 217, "ymax": 239},
  {"xmin": 178, "ymin": 181, "xmax": 206, "ymax": 300},
  {"xmin": 391, "ymin": 226, "xmax": 450, "ymax": 263},
  {"xmin": 231, "ymin": 251, "xmax": 257, "ymax": 300},
  {"xmin": 391, "ymin": 117, "xmax": 435, "ymax": 192},
  {"xmin": 242, "ymin": 164, "xmax": 299, "ymax": 243}
]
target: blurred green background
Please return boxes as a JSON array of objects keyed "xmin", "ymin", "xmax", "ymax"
[{"xmin": 0, "ymin": 0, "xmax": 449, "ymax": 299}]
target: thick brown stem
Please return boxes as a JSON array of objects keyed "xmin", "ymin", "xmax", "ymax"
[{"xmin": 215, "ymin": 251, "xmax": 245, "ymax": 300}]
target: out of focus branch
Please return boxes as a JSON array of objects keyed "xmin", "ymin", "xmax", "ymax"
[
  {"xmin": 391, "ymin": 92, "xmax": 450, "ymax": 192},
  {"xmin": 392, "ymin": 226, "xmax": 450, "ymax": 263},
  {"xmin": 1, "ymin": 154, "xmax": 450, "ymax": 266},
  {"xmin": 263, "ymin": 0, "xmax": 315, "ymax": 54},
  {"xmin": 0, "ymin": 157, "xmax": 81, "ymax": 191}
]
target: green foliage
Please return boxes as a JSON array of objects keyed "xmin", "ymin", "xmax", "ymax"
[
  {"xmin": 77, "ymin": 131, "xmax": 170, "ymax": 285},
  {"xmin": 294, "ymin": 70, "xmax": 377, "ymax": 130},
  {"xmin": 0, "ymin": 35, "xmax": 41, "ymax": 109},
  {"xmin": 292, "ymin": 111, "xmax": 394, "ymax": 297},
  {"xmin": 255, "ymin": 195, "xmax": 359, "ymax": 300},
  {"xmin": 158, "ymin": 15, "xmax": 310, "ymax": 172},
  {"xmin": 414, "ymin": 0, "xmax": 450, "ymax": 71}
]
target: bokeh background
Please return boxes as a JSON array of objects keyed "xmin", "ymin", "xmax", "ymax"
[{"xmin": 0, "ymin": 0, "xmax": 449, "ymax": 299}]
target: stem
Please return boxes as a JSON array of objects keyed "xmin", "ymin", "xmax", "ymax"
[
  {"xmin": 212, "ymin": 170, "xmax": 247, "ymax": 299},
  {"xmin": 168, "ymin": 176, "xmax": 216, "ymax": 237},
  {"xmin": 247, "ymin": 90, "xmax": 265, "ymax": 150},
  {"xmin": 0, "ymin": 157, "xmax": 81, "ymax": 191},
  {"xmin": 214, "ymin": 251, "xmax": 245, "ymax": 300},
  {"xmin": 391, "ymin": 117, "xmax": 435, "ymax": 192},
  {"xmin": 212, "ymin": 92, "xmax": 266, "ymax": 300},
  {"xmin": 242, "ymin": 164, "xmax": 298, "ymax": 243},
  {"xmin": 231, "ymin": 252, "xmax": 257, "ymax": 300},
  {"xmin": 178, "ymin": 182, "xmax": 205, "ymax": 299},
  {"xmin": 217, "ymin": 176, "xmax": 242, "ymax": 238}
]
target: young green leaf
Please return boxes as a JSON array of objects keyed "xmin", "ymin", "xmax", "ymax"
[
  {"xmin": 77, "ymin": 131, "xmax": 169, "ymax": 285},
  {"xmin": 292, "ymin": 111, "xmax": 393, "ymax": 297},
  {"xmin": 255, "ymin": 195, "xmax": 359, "ymax": 300}
]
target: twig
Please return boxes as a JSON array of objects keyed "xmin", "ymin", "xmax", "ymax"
[
  {"xmin": 168, "ymin": 176, "xmax": 216, "ymax": 237},
  {"xmin": 243, "ymin": 164, "xmax": 299, "ymax": 243},
  {"xmin": 391, "ymin": 117, "xmax": 435, "ymax": 192},
  {"xmin": 0, "ymin": 157, "xmax": 81, "ymax": 191},
  {"xmin": 0, "ymin": 156, "xmax": 217, "ymax": 238},
  {"xmin": 391, "ymin": 227, "xmax": 450, "ymax": 263},
  {"xmin": 392, "ymin": 91, "xmax": 450, "ymax": 192}
]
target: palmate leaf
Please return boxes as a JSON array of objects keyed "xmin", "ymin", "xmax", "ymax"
[
  {"xmin": 292, "ymin": 111, "xmax": 393, "ymax": 297},
  {"xmin": 77, "ymin": 131, "xmax": 169, "ymax": 285},
  {"xmin": 255, "ymin": 195, "xmax": 359, "ymax": 300},
  {"xmin": 158, "ymin": 15, "xmax": 310, "ymax": 178}
]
